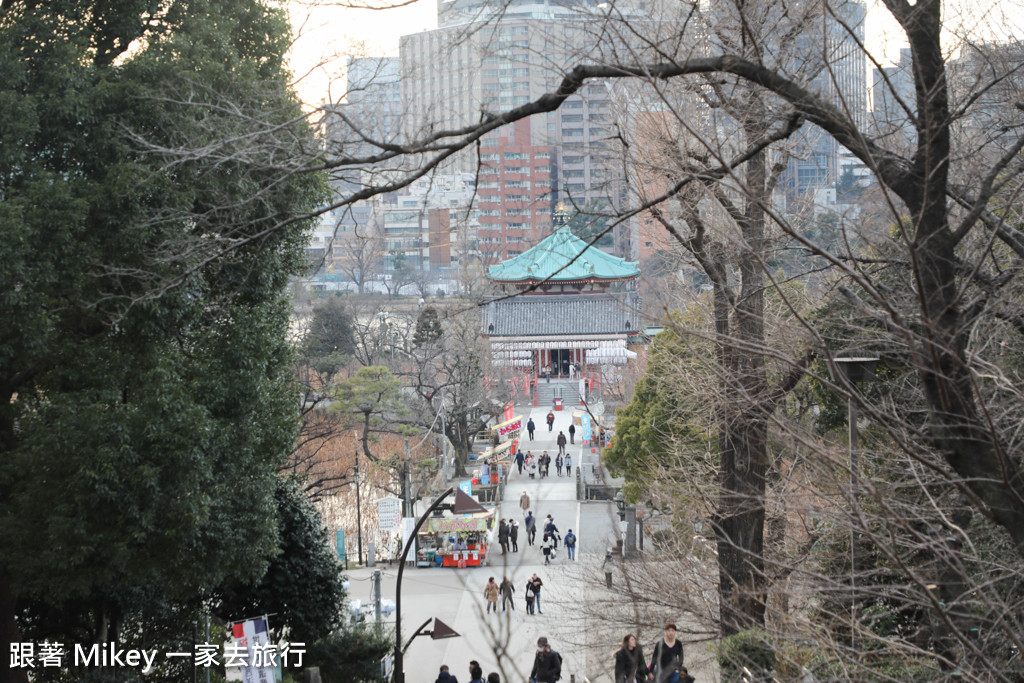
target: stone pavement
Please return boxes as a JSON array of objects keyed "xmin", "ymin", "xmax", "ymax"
[{"xmin": 347, "ymin": 403, "xmax": 718, "ymax": 682}]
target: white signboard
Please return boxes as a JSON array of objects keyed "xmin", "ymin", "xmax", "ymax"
[
  {"xmin": 401, "ymin": 517, "xmax": 417, "ymax": 563},
  {"xmin": 378, "ymin": 497, "xmax": 402, "ymax": 531}
]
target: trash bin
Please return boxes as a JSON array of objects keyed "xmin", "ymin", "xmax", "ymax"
[{"xmin": 554, "ymin": 397, "xmax": 563, "ymax": 411}]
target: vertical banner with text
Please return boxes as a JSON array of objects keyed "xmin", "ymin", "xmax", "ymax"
[{"xmin": 230, "ymin": 617, "xmax": 276, "ymax": 683}]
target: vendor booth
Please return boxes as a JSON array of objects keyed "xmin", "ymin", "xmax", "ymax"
[
  {"xmin": 416, "ymin": 511, "xmax": 494, "ymax": 568},
  {"xmin": 491, "ymin": 416, "xmax": 523, "ymax": 443}
]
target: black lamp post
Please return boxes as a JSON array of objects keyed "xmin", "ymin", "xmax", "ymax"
[
  {"xmin": 613, "ymin": 491, "xmax": 637, "ymax": 557},
  {"xmin": 831, "ymin": 355, "xmax": 879, "ymax": 646},
  {"xmin": 393, "ymin": 487, "xmax": 487, "ymax": 683}
]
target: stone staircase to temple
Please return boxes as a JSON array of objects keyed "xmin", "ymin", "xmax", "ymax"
[{"xmin": 534, "ymin": 378, "xmax": 585, "ymax": 410}]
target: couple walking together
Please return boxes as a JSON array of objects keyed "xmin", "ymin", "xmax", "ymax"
[{"xmin": 615, "ymin": 623, "xmax": 690, "ymax": 683}]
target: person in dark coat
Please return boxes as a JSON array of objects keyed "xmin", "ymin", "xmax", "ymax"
[
  {"xmin": 530, "ymin": 637, "xmax": 561, "ymax": 683},
  {"xmin": 515, "ymin": 449, "xmax": 525, "ymax": 473},
  {"xmin": 530, "ymin": 574, "xmax": 544, "ymax": 613},
  {"xmin": 498, "ymin": 519, "xmax": 509, "ymax": 554},
  {"xmin": 500, "ymin": 575, "xmax": 516, "ymax": 612},
  {"xmin": 510, "ymin": 520, "xmax": 520, "ymax": 552},
  {"xmin": 527, "ymin": 418, "xmax": 536, "ymax": 440},
  {"xmin": 568, "ymin": 423, "xmax": 576, "ymax": 444},
  {"xmin": 525, "ymin": 511, "xmax": 537, "ymax": 545},
  {"xmin": 524, "ymin": 578, "xmax": 537, "ymax": 614},
  {"xmin": 544, "ymin": 515, "xmax": 559, "ymax": 547},
  {"xmin": 614, "ymin": 634, "xmax": 646, "ymax": 683},
  {"xmin": 648, "ymin": 623, "xmax": 684, "ymax": 683},
  {"xmin": 436, "ymin": 664, "xmax": 459, "ymax": 683},
  {"xmin": 555, "ymin": 453, "xmax": 564, "ymax": 476},
  {"xmin": 556, "ymin": 431, "xmax": 567, "ymax": 455},
  {"xmin": 546, "ymin": 411, "xmax": 555, "ymax": 431}
]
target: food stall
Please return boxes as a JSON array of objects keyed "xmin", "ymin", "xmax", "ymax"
[
  {"xmin": 491, "ymin": 415, "xmax": 523, "ymax": 444},
  {"xmin": 417, "ymin": 511, "xmax": 494, "ymax": 568}
]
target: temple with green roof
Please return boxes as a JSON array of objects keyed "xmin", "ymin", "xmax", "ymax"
[{"xmin": 481, "ymin": 206, "xmax": 642, "ymax": 380}]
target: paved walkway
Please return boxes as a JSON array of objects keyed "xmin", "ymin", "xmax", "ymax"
[{"xmin": 347, "ymin": 403, "xmax": 718, "ymax": 682}]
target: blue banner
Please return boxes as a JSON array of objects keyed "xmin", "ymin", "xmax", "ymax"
[
  {"xmin": 336, "ymin": 530, "xmax": 346, "ymax": 562},
  {"xmin": 459, "ymin": 480, "xmax": 473, "ymax": 496},
  {"xmin": 581, "ymin": 414, "xmax": 592, "ymax": 444}
]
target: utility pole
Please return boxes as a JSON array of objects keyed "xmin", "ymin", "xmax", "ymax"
[
  {"xmin": 403, "ymin": 439, "xmax": 412, "ymax": 517},
  {"xmin": 355, "ymin": 449, "xmax": 363, "ymax": 567},
  {"xmin": 373, "ymin": 570, "xmax": 382, "ymax": 629},
  {"xmin": 440, "ymin": 399, "xmax": 448, "ymax": 486}
]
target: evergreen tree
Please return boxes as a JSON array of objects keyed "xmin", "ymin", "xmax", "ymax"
[{"xmin": 0, "ymin": 0, "xmax": 328, "ymax": 668}]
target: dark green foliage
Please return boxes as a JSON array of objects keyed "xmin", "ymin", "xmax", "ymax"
[
  {"xmin": 717, "ymin": 628, "xmax": 776, "ymax": 681},
  {"xmin": 212, "ymin": 477, "xmax": 347, "ymax": 644},
  {"xmin": 413, "ymin": 306, "xmax": 443, "ymax": 347},
  {"xmin": 603, "ymin": 320, "xmax": 709, "ymax": 503},
  {"xmin": 0, "ymin": 0, "xmax": 328, "ymax": 662},
  {"xmin": 306, "ymin": 627, "xmax": 394, "ymax": 683},
  {"xmin": 303, "ymin": 297, "xmax": 358, "ymax": 375}
]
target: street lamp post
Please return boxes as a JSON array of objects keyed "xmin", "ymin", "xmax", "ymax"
[
  {"xmin": 832, "ymin": 355, "xmax": 879, "ymax": 647},
  {"xmin": 393, "ymin": 487, "xmax": 487, "ymax": 683},
  {"xmin": 354, "ymin": 450, "xmax": 363, "ymax": 567}
]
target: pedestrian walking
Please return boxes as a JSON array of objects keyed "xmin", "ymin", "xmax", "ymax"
[
  {"xmin": 568, "ymin": 423, "xmax": 576, "ymax": 444},
  {"xmin": 436, "ymin": 664, "xmax": 458, "ymax": 683},
  {"xmin": 510, "ymin": 520, "xmax": 519, "ymax": 552},
  {"xmin": 544, "ymin": 515, "xmax": 559, "ymax": 547},
  {"xmin": 500, "ymin": 576, "xmax": 516, "ymax": 612},
  {"xmin": 541, "ymin": 451, "xmax": 550, "ymax": 478},
  {"xmin": 614, "ymin": 634, "xmax": 646, "ymax": 683},
  {"xmin": 520, "ymin": 490, "xmax": 530, "ymax": 515},
  {"xmin": 542, "ymin": 532, "xmax": 554, "ymax": 565},
  {"xmin": 530, "ymin": 637, "xmax": 562, "ymax": 683},
  {"xmin": 555, "ymin": 453, "xmax": 563, "ymax": 476},
  {"xmin": 525, "ymin": 511, "xmax": 537, "ymax": 546},
  {"xmin": 527, "ymin": 418, "xmax": 536, "ymax": 440},
  {"xmin": 468, "ymin": 662, "xmax": 484, "ymax": 683},
  {"xmin": 530, "ymin": 574, "xmax": 544, "ymax": 613},
  {"xmin": 648, "ymin": 623, "xmax": 684, "ymax": 683},
  {"xmin": 484, "ymin": 578, "xmax": 499, "ymax": 614},
  {"xmin": 546, "ymin": 410, "xmax": 555, "ymax": 431},
  {"xmin": 565, "ymin": 454, "xmax": 573, "ymax": 477},
  {"xmin": 564, "ymin": 529, "xmax": 577, "ymax": 560},
  {"xmin": 544, "ymin": 365, "xmax": 551, "ymax": 383},
  {"xmin": 569, "ymin": 362, "xmax": 576, "ymax": 379},
  {"xmin": 515, "ymin": 449, "xmax": 525, "ymax": 474},
  {"xmin": 528, "ymin": 456, "xmax": 537, "ymax": 479},
  {"xmin": 524, "ymin": 577, "xmax": 536, "ymax": 614},
  {"xmin": 481, "ymin": 459, "xmax": 490, "ymax": 483},
  {"xmin": 498, "ymin": 519, "xmax": 509, "ymax": 555},
  {"xmin": 487, "ymin": 674, "xmax": 500, "ymax": 683},
  {"xmin": 556, "ymin": 431, "xmax": 567, "ymax": 455}
]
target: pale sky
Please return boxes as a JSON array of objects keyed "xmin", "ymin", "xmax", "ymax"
[{"xmin": 284, "ymin": 0, "xmax": 1023, "ymax": 107}]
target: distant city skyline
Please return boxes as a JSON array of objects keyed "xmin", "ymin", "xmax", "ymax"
[{"xmin": 286, "ymin": 0, "xmax": 1022, "ymax": 107}]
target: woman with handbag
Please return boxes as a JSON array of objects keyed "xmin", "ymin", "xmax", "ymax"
[{"xmin": 614, "ymin": 634, "xmax": 647, "ymax": 683}]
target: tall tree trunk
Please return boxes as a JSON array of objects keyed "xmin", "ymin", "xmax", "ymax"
[{"xmin": 715, "ymin": 121, "xmax": 770, "ymax": 637}]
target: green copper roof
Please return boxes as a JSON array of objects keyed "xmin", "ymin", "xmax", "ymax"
[{"xmin": 488, "ymin": 226, "xmax": 640, "ymax": 283}]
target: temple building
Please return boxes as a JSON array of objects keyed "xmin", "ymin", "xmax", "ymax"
[{"xmin": 481, "ymin": 207, "xmax": 642, "ymax": 380}]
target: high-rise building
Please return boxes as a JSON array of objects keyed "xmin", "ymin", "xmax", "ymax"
[
  {"xmin": 476, "ymin": 118, "xmax": 556, "ymax": 263},
  {"xmin": 781, "ymin": 0, "xmax": 868, "ymax": 200},
  {"xmin": 398, "ymin": 3, "xmax": 642, "ymax": 253},
  {"xmin": 872, "ymin": 47, "xmax": 915, "ymax": 151}
]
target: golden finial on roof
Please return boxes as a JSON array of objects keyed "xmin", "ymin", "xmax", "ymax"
[{"xmin": 553, "ymin": 203, "xmax": 570, "ymax": 229}]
